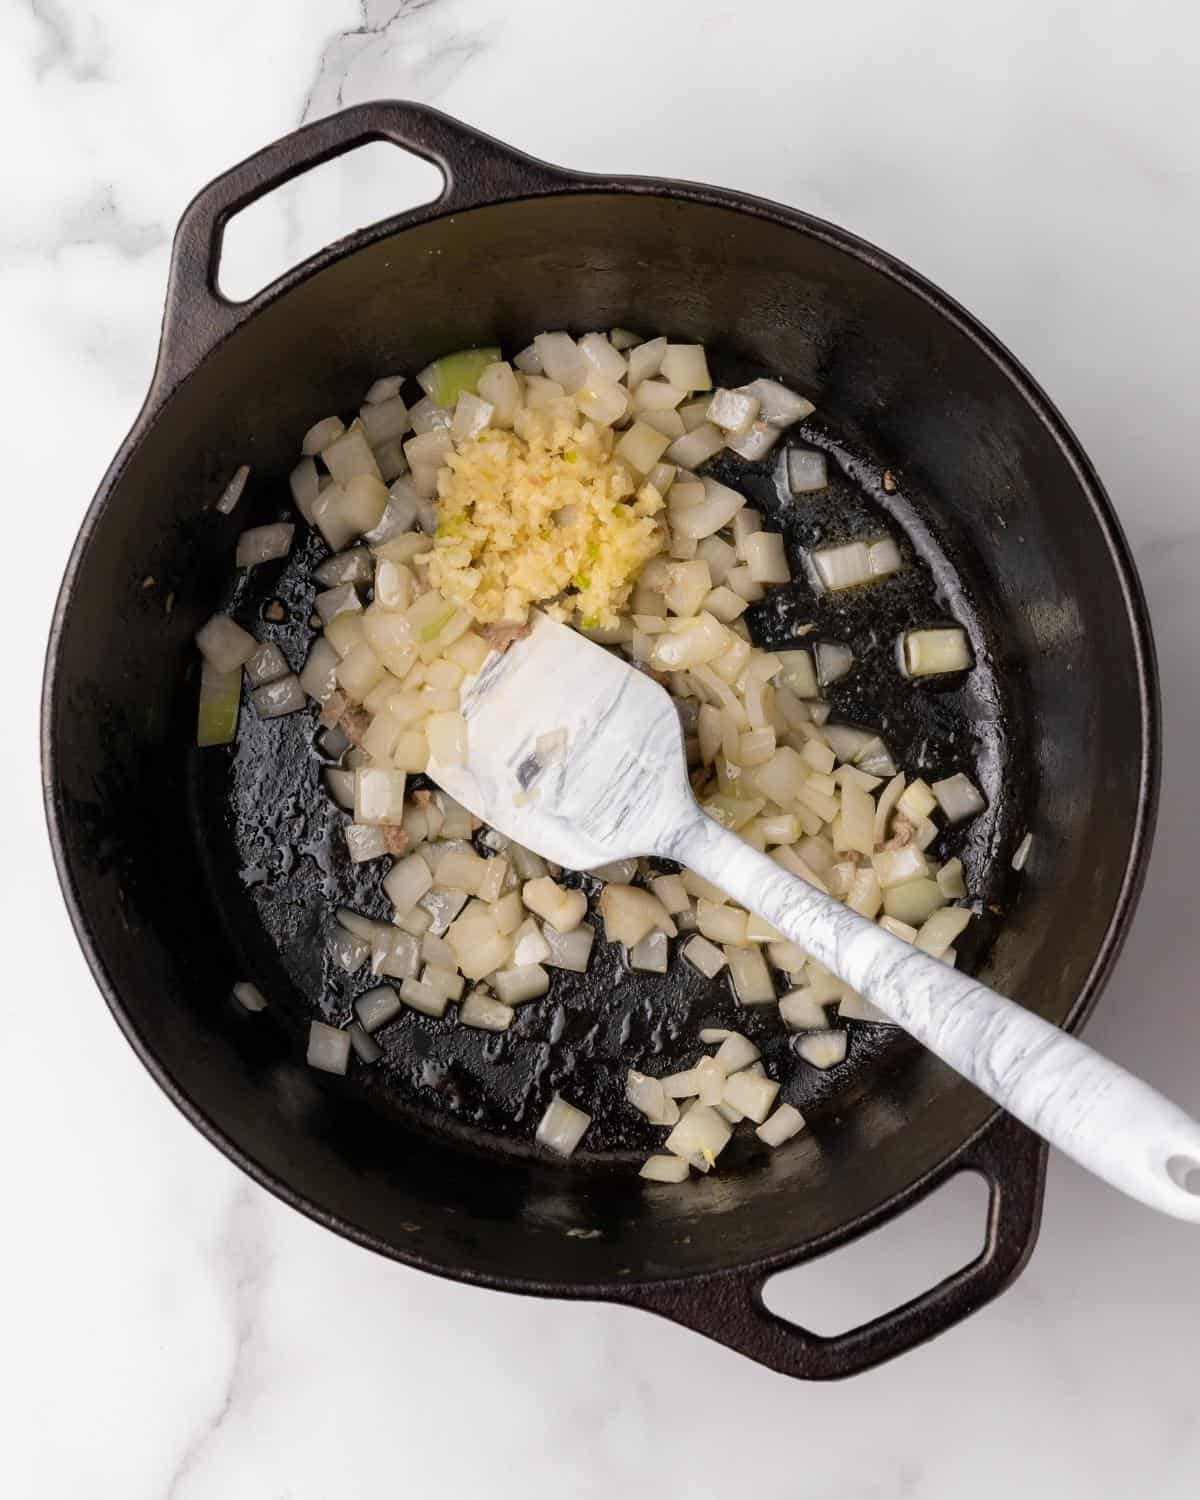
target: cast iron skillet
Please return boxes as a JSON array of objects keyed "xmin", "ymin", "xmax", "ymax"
[{"xmin": 41, "ymin": 102, "xmax": 1158, "ymax": 1379}]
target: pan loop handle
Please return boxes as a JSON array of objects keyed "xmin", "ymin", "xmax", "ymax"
[
  {"xmin": 613, "ymin": 1113, "xmax": 1046, "ymax": 1380},
  {"xmin": 153, "ymin": 101, "xmax": 572, "ymax": 398}
]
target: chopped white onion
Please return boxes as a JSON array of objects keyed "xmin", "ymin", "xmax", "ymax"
[
  {"xmin": 244, "ymin": 641, "xmax": 289, "ymax": 689},
  {"xmin": 785, "ymin": 448, "xmax": 827, "ymax": 494},
  {"xmin": 536, "ymin": 1093, "xmax": 591, "ymax": 1157},
  {"xmin": 300, "ymin": 637, "xmax": 340, "ymax": 703},
  {"xmin": 542, "ymin": 922, "xmax": 595, "ymax": 972},
  {"xmin": 640, "ymin": 1154, "xmax": 690, "ymax": 1182},
  {"xmin": 629, "ymin": 930, "xmax": 669, "ymax": 973},
  {"xmin": 868, "ymin": 536, "xmax": 903, "ymax": 578},
  {"xmin": 882, "ymin": 877, "xmax": 945, "ymax": 926},
  {"xmin": 359, "ymin": 395, "xmax": 411, "ymax": 446},
  {"xmin": 315, "ymin": 546, "xmax": 374, "ymax": 588},
  {"xmin": 398, "ymin": 976, "xmax": 448, "ymax": 1018},
  {"xmin": 737, "ymin": 378, "xmax": 814, "ymax": 427},
  {"xmin": 460, "ymin": 990, "xmax": 515, "ymax": 1031},
  {"xmin": 330, "ymin": 929, "xmax": 369, "ymax": 973},
  {"xmin": 915, "ymin": 905, "xmax": 972, "ymax": 958},
  {"xmin": 251, "ymin": 674, "xmax": 306, "ymax": 718},
  {"xmin": 303, "ymin": 415, "xmax": 345, "ymax": 456},
  {"xmin": 902, "ymin": 627, "xmax": 972, "ymax": 677},
  {"xmin": 355, "ymin": 985, "xmax": 402, "ymax": 1033},
  {"xmin": 714, "ymin": 1033, "xmax": 760, "ymax": 1073},
  {"xmin": 236, "ymin": 520, "xmax": 294, "ymax": 570},
  {"xmin": 493, "ymin": 964, "xmax": 550, "ymax": 1005},
  {"xmin": 1012, "ymin": 832, "xmax": 1034, "ymax": 871},
  {"xmin": 354, "ymin": 766, "xmax": 407, "ymax": 825},
  {"xmin": 665, "ymin": 423, "xmax": 726, "ymax": 470},
  {"xmin": 626, "ymin": 1070, "xmax": 680, "ymax": 1127},
  {"xmin": 726, "ymin": 945, "xmax": 775, "ymax": 1005},
  {"xmin": 196, "ymin": 614, "xmax": 256, "ymax": 675},
  {"xmin": 232, "ymin": 981, "xmax": 267, "ymax": 1012},
  {"xmin": 932, "ymin": 772, "xmax": 986, "ymax": 824},
  {"xmin": 347, "ymin": 1021, "xmax": 383, "ymax": 1063},
  {"xmin": 778, "ymin": 988, "xmax": 830, "ymax": 1030},
  {"xmin": 795, "ymin": 1030, "xmax": 848, "ymax": 1069},
  {"xmin": 756, "ymin": 1103, "xmax": 806, "ymax": 1147},
  {"xmin": 722, "ymin": 1068, "xmax": 779, "ymax": 1123},
  {"xmin": 364, "ymin": 375, "xmax": 404, "ymax": 405},
  {"xmin": 307, "ymin": 1021, "xmax": 350, "ymax": 1075},
  {"xmin": 811, "ymin": 541, "xmax": 873, "ymax": 592},
  {"xmin": 289, "ymin": 457, "xmax": 319, "ymax": 522},
  {"xmin": 664, "ymin": 1103, "xmax": 731, "ymax": 1164},
  {"xmin": 512, "ymin": 916, "xmax": 551, "ymax": 966},
  {"xmin": 216, "ymin": 464, "xmax": 251, "ymax": 514},
  {"xmin": 724, "ymin": 421, "xmax": 783, "ymax": 461},
  {"xmin": 383, "ymin": 853, "xmax": 434, "ymax": 915},
  {"xmin": 816, "ymin": 642, "xmax": 854, "ymax": 686}
]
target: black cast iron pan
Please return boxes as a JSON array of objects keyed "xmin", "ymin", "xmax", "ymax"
[{"xmin": 41, "ymin": 102, "xmax": 1158, "ymax": 1378}]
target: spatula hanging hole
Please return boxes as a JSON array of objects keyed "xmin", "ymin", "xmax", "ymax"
[{"xmin": 1166, "ymin": 1155, "xmax": 1200, "ymax": 1194}]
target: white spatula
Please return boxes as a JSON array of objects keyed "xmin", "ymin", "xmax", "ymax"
[{"xmin": 431, "ymin": 610, "xmax": 1200, "ymax": 1221}]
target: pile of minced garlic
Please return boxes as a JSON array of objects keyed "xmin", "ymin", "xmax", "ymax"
[{"xmin": 427, "ymin": 400, "xmax": 666, "ymax": 629}]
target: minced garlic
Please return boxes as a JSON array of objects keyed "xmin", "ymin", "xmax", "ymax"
[{"xmin": 426, "ymin": 401, "xmax": 665, "ymax": 628}]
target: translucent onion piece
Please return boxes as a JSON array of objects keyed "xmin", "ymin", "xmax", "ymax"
[
  {"xmin": 724, "ymin": 421, "xmax": 782, "ymax": 461},
  {"xmin": 364, "ymin": 375, "xmax": 404, "ymax": 404},
  {"xmin": 665, "ymin": 423, "xmax": 726, "ymax": 470},
  {"xmin": 722, "ymin": 1068, "xmax": 779, "ymax": 1123},
  {"xmin": 725, "ymin": 945, "xmax": 775, "ymax": 1005},
  {"xmin": 626, "ymin": 1070, "xmax": 680, "ymax": 1127},
  {"xmin": 345, "ymin": 1021, "xmax": 382, "ymax": 1064},
  {"xmin": 599, "ymin": 884, "xmax": 675, "ymax": 946},
  {"xmin": 882, "ymin": 877, "xmax": 945, "ymax": 926},
  {"xmin": 915, "ymin": 905, "xmax": 972, "ymax": 958},
  {"xmin": 236, "ymin": 522, "xmax": 294, "ymax": 569},
  {"xmin": 251, "ymin": 674, "xmax": 306, "ymax": 718},
  {"xmin": 640, "ymin": 1154, "xmax": 690, "ymax": 1182},
  {"xmin": 795, "ymin": 1030, "xmax": 848, "ymax": 1069},
  {"xmin": 383, "ymin": 853, "xmax": 434, "ymax": 915},
  {"xmin": 398, "ymin": 976, "xmax": 448, "ymax": 1018},
  {"xmin": 715, "ymin": 1034, "xmax": 760, "ymax": 1073},
  {"xmin": 330, "ymin": 930, "xmax": 369, "ymax": 973},
  {"xmin": 932, "ymin": 772, "xmax": 987, "ymax": 824},
  {"xmin": 460, "ymin": 990, "xmax": 515, "ymax": 1031},
  {"xmin": 196, "ymin": 614, "xmax": 257, "ymax": 675},
  {"xmin": 536, "ymin": 1093, "xmax": 591, "ymax": 1157},
  {"xmin": 489, "ymin": 966, "xmax": 552, "ymax": 1002},
  {"xmin": 756, "ymin": 1103, "xmax": 807, "ymax": 1147},
  {"xmin": 736, "ymin": 378, "xmax": 814, "ymax": 427},
  {"xmin": 344, "ymin": 823, "xmax": 389, "ymax": 864},
  {"xmin": 303, "ymin": 415, "xmax": 345, "ymax": 456},
  {"xmin": 300, "ymin": 637, "xmax": 340, "ymax": 703},
  {"xmin": 1012, "ymin": 831, "xmax": 1034, "ymax": 871},
  {"xmin": 216, "ymin": 463, "xmax": 251, "ymax": 514},
  {"xmin": 902, "ymin": 627, "xmax": 972, "ymax": 677},
  {"xmin": 355, "ymin": 985, "xmax": 402, "ymax": 1033},
  {"xmin": 778, "ymin": 988, "xmax": 830, "ymax": 1030},
  {"xmin": 785, "ymin": 448, "xmax": 827, "ymax": 493},
  {"xmin": 542, "ymin": 922, "xmax": 595, "ymax": 972},
  {"xmin": 664, "ymin": 1103, "xmax": 732, "ymax": 1163},
  {"xmin": 816, "ymin": 641, "xmax": 854, "ymax": 686},
  {"xmin": 629, "ymin": 930, "xmax": 669, "ymax": 973},
  {"xmin": 811, "ymin": 541, "xmax": 872, "ymax": 592},
  {"xmin": 232, "ymin": 981, "xmax": 267, "ymax": 1012},
  {"xmin": 307, "ymin": 1021, "xmax": 351, "ymax": 1074}
]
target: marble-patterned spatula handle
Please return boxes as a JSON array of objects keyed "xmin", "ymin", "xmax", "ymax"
[{"xmin": 670, "ymin": 810, "xmax": 1200, "ymax": 1222}]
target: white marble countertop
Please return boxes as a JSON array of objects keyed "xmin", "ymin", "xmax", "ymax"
[{"xmin": 8, "ymin": 1, "xmax": 1200, "ymax": 1493}]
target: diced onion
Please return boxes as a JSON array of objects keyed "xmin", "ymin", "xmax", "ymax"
[
  {"xmin": 756, "ymin": 1103, "xmax": 806, "ymax": 1147},
  {"xmin": 307, "ymin": 1021, "xmax": 350, "ymax": 1075},
  {"xmin": 786, "ymin": 449, "xmax": 827, "ymax": 493},
  {"xmin": 666, "ymin": 423, "xmax": 726, "ymax": 470},
  {"xmin": 232, "ymin": 981, "xmax": 267, "ymax": 1012},
  {"xmin": 725, "ymin": 945, "xmax": 775, "ymax": 1005},
  {"xmin": 932, "ymin": 772, "xmax": 986, "ymax": 824},
  {"xmin": 355, "ymin": 985, "xmax": 402, "ymax": 1033},
  {"xmin": 915, "ymin": 905, "xmax": 972, "ymax": 957},
  {"xmin": 383, "ymin": 853, "xmax": 434, "ymax": 915},
  {"xmin": 811, "ymin": 541, "xmax": 872, "ymax": 592},
  {"xmin": 629, "ymin": 930, "xmax": 669, "ymax": 973},
  {"xmin": 714, "ymin": 1033, "xmax": 760, "ymax": 1073},
  {"xmin": 724, "ymin": 421, "xmax": 782, "ymax": 461},
  {"xmin": 779, "ymin": 988, "xmax": 830, "ymax": 1030},
  {"xmin": 216, "ymin": 464, "xmax": 251, "ymax": 514},
  {"xmin": 736, "ymin": 378, "xmax": 814, "ymax": 427},
  {"xmin": 492, "ymin": 964, "xmax": 550, "ymax": 1005},
  {"xmin": 816, "ymin": 642, "xmax": 854, "ymax": 686},
  {"xmin": 536, "ymin": 1093, "xmax": 591, "ymax": 1157},
  {"xmin": 882, "ymin": 877, "xmax": 945, "ymax": 926},
  {"xmin": 197, "ymin": 660, "xmax": 241, "ymax": 747},
  {"xmin": 251, "ymin": 674, "xmax": 306, "ymax": 718},
  {"xmin": 902, "ymin": 627, "xmax": 972, "ymax": 677},
  {"xmin": 599, "ymin": 884, "xmax": 675, "ymax": 946},
  {"xmin": 460, "ymin": 990, "xmax": 515, "ymax": 1031},
  {"xmin": 398, "ymin": 976, "xmax": 448, "ymax": 1017},
  {"xmin": 303, "ymin": 415, "xmax": 345, "ymax": 456},
  {"xmin": 347, "ymin": 1021, "xmax": 383, "ymax": 1063},
  {"xmin": 683, "ymin": 933, "xmax": 726, "ymax": 978},
  {"xmin": 512, "ymin": 917, "xmax": 551, "ymax": 966},
  {"xmin": 236, "ymin": 523, "xmax": 294, "ymax": 569},
  {"xmin": 640, "ymin": 1154, "xmax": 690, "ymax": 1182},
  {"xmin": 1012, "ymin": 832, "xmax": 1034, "ymax": 871},
  {"xmin": 196, "ymin": 614, "xmax": 257, "ymax": 675},
  {"xmin": 795, "ymin": 1030, "xmax": 848, "ymax": 1069},
  {"xmin": 626, "ymin": 1070, "xmax": 680, "ymax": 1127},
  {"xmin": 542, "ymin": 922, "xmax": 596, "ymax": 972},
  {"xmin": 665, "ymin": 1103, "xmax": 731, "ymax": 1163},
  {"xmin": 722, "ymin": 1068, "xmax": 779, "ymax": 1123}
]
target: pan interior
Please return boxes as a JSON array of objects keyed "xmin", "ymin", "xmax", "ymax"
[{"xmin": 47, "ymin": 192, "xmax": 1149, "ymax": 1284}]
